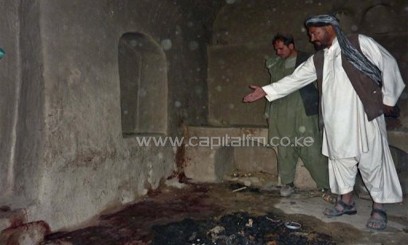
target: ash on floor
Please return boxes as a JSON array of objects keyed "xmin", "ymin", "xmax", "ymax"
[{"xmin": 152, "ymin": 212, "xmax": 333, "ymax": 245}]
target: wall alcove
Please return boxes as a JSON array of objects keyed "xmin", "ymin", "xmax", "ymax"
[{"xmin": 118, "ymin": 33, "xmax": 168, "ymax": 136}]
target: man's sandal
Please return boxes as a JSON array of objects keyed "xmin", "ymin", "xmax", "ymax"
[
  {"xmin": 323, "ymin": 200, "xmax": 357, "ymax": 218},
  {"xmin": 322, "ymin": 192, "xmax": 338, "ymax": 204},
  {"xmin": 309, "ymin": 189, "xmax": 338, "ymax": 204},
  {"xmin": 366, "ymin": 208, "xmax": 387, "ymax": 231}
]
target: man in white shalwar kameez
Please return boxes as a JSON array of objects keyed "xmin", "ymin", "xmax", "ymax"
[{"xmin": 243, "ymin": 14, "xmax": 404, "ymax": 231}]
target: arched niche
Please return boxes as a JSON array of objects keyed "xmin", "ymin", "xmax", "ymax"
[{"xmin": 118, "ymin": 33, "xmax": 168, "ymax": 136}]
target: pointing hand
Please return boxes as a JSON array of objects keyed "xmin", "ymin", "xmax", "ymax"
[{"xmin": 243, "ymin": 85, "xmax": 267, "ymax": 103}]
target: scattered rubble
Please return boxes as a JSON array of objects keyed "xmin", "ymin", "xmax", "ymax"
[{"xmin": 152, "ymin": 212, "xmax": 333, "ymax": 245}]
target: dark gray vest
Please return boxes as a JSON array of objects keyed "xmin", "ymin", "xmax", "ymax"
[
  {"xmin": 296, "ymin": 51, "xmax": 319, "ymax": 116},
  {"xmin": 313, "ymin": 34, "xmax": 383, "ymax": 129}
]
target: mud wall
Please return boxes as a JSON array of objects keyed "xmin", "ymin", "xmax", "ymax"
[
  {"xmin": 0, "ymin": 0, "xmax": 220, "ymax": 230},
  {"xmin": 0, "ymin": 0, "xmax": 21, "ymax": 198}
]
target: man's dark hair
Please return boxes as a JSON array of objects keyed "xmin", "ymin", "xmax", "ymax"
[{"xmin": 272, "ymin": 33, "xmax": 295, "ymax": 46}]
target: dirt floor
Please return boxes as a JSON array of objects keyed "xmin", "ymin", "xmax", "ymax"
[
  {"xmin": 40, "ymin": 181, "xmax": 408, "ymax": 245},
  {"xmin": 42, "ymin": 179, "xmax": 408, "ymax": 245}
]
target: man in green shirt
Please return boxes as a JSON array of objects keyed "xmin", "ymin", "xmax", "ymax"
[{"xmin": 265, "ymin": 33, "xmax": 332, "ymax": 201}]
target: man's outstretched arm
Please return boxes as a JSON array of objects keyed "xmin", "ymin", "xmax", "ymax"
[{"xmin": 243, "ymin": 56, "xmax": 317, "ymax": 104}]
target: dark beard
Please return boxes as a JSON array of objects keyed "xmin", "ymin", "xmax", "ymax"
[{"xmin": 314, "ymin": 42, "xmax": 327, "ymax": 51}]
